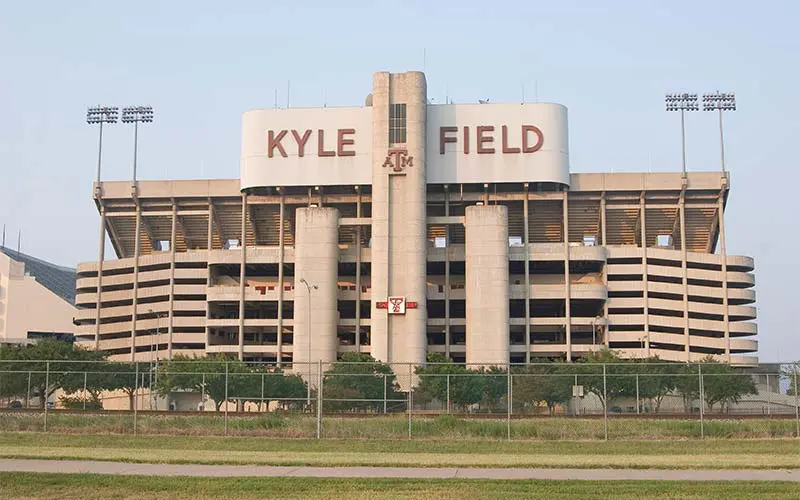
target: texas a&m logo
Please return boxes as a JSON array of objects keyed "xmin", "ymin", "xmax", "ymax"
[{"xmin": 382, "ymin": 148, "xmax": 413, "ymax": 174}]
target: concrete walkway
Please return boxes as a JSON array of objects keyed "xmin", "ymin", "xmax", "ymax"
[{"xmin": 0, "ymin": 459, "xmax": 799, "ymax": 481}]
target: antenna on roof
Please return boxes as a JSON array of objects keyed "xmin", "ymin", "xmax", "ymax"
[
  {"xmin": 535, "ymin": 80, "xmax": 539, "ymax": 103},
  {"xmin": 522, "ymin": 81, "xmax": 525, "ymax": 103},
  {"xmin": 2, "ymin": 223, "xmax": 5, "ymax": 248},
  {"xmin": 423, "ymin": 48, "xmax": 426, "ymax": 72},
  {"xmin": 17, "ymin": 229, "xmax": 21, "ymax": 258},
  {"xmin": 274, "ymin": 89, "xmax": 278, "ymax": 109},
  {"xmin": 287, "ymin": 80, "xmax": 291, "ymax": 108}
]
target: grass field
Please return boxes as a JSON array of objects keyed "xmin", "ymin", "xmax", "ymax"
[
  {"xmin": 1, "ymin": 473, "xmax": 798, "ymax": 499},
  {"xmin": 1, "ymin": 433, "xmax": 798, "ymax": 469},
  {"xmin": 2, "ymin": 412, "xmax": 798, "ymax": 440}
]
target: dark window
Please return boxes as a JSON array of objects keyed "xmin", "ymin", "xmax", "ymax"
[{"xmin": 389, "ymin": 103, "xmax": 407, "ymax": 144}]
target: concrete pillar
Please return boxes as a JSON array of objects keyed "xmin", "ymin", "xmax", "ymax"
[
  {"xmin": 238, "ymin": 193, "xmax": 247, "ymax": 361},
  {"xmin": 523, "ymin": 186, "xmax": 531, "ymax": 362},
  {"xmin": 680, "ymin": 191, "xmax": 690, "ymax": 361},
  {"xmin": 718, "ymin": 185, "xmax": 730, "ymax": 362},
  {"xmin": 640, "ymin": 193, "xmax": 650, "ymax": 358},
  {"xmin": 465, "ymin": 205, "xmax": 509, "ymax": 366},
  {"xmin": 370, "ymin": 71, "xmax": 428, "ymax": 369},
  {"xmin": 130, "ymin": 202, "xmax": 141, "ymax": 361},
  {"xmin": 563, "ymin": 193, "xmax": 572, "ymax": 361},
  {"xmin": 168, "ymin": 201, "xmax": 177, "ymax": 359},
  {"xmin": 293, "ymin": 207, "xmax": 340, "ymax": 372},
  {"xmin": 277, "ymin": 192, "xmax": 285, "ymax": 366},
  {"xmin": 94, "ymin": 203, "xmax": 106, "ymax": 350}
]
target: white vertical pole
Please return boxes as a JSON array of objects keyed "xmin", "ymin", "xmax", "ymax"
[
  {"xmin": 316, "ymin": 359, "xmax": 323, "ymax": 439},
  {"xmin": 383, "ymin": 373, "xmax": 387, "ymax": 414},
  {"xmin": 133, "ymin": 362, "xmax": 138, "ymax": 436},
  {"xmin": 602, "ymin": 364, "xmax": 608, "ymax": 441},
  {"xmin": 635, "ymin": 374, "xmax": 640, "ymax": 415},
  {"xmin": 407, "ymin": 363, "xmax": 412, "ymax": 440},
  {"xmin": 507, "ymin": 369, "xmax": 512, "ymax": 441},
  {"xmin": 44, "ymin": 362, "xmax": 50, "ymax": 433},
  {"xmin": 224, "ymin": 362, "xmax": 229, "ymax": 435},
  {"xmin": 699, "ymin": 364, "xmax": 704, "ymax": 439}
]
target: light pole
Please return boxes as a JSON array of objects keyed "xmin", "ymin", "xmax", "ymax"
[
  {"xmin": 121, "ymin": 106, "xmax": 154, "ymax": 184},
  {"xmin": 702, "ymin": 92, "xmax": 736, "ymax": 172},
  {"xmin": 299, "ymin": 278, "xmax": 318, "ymax": 406},
  {"xmin": 86, "ymin": 106, "xmax": 119, "ymax": 186},
  {"xmin": 665, "ymin": 93, "xmax": 699, "ymax": 174}
]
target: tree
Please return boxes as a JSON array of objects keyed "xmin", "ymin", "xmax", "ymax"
[
  {"xmin": 511, "ymin": 364, "xmax": 572, "ymax": 415},
  {"xmin": 157, "ymin": 355, "xmax": 249, "ymax": 411},
  {"xmin": 631, "ymin": 358, "xmax": 678, "ymax": 413},
  {"xmin": 0, "ymin": 339, "xmax": 100, "ymax": 408},
  {"xmin": 784, "ymin": 362, "xmax": 799, "ymax": 396},
  {"xmin": 675, "ymin": 358, "xmax": 757, "ymax": 413},
  {"xmin": 414, "ymin": 353, "xmax": 483, "ymax": 411},
  {"xmin": 478, "ymin": 366, "xmax": 508, "ymax": 412},
  {"xmin": 699, "ymin": 358, "xmax": 757, "ymax": 412},
  {"xmin": 562, "ymin": 349, "xmax": 634, "ymax": 410},
  {"xmin": 322, "ymin": 353, "xmax": 403, "ymax": 412}
]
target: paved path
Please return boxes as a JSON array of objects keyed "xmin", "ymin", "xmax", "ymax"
[{"xmin": 1, "ymin": 459, "xmax": 798, "ymax": 481}]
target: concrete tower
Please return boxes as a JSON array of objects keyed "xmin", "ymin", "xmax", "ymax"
[{"xmin": 370, "ymin": 71, "xmax": 428, "ymax": 369}]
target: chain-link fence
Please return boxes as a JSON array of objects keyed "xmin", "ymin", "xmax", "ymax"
[{"xmin": 1, "ymin": 360, "xmax": 798, "ymax": 440}]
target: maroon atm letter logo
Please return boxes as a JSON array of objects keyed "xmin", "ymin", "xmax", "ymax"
[{"xmin": 382, "ymin": 148, "xmax": 414, "ymax": 173}]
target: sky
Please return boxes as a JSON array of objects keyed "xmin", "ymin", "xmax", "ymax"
[{"xmin": 0, "ymin": 1, "xmax": 798, "ymax": 361}]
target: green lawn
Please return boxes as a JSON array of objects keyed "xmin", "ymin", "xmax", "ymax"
[
  {"xmin": 3, "ymin": 412, "xmax": 798, "ymax": 440},
  {"xmin": 1, "ymin": 473, "xmax": 798, "ymax": 499},
  {"xmin": 1, "ymin": 433, "xmax": 798, "ymax": 469}
]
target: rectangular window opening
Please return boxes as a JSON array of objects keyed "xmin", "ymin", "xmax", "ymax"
[{"xmin": 389, "ymin": 103, "xmax": 407, "ymax": 144}]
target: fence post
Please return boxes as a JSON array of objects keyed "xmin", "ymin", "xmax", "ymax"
[
  {"xmin": 201, "ymin": 373, "xmax": 205, "ymax": 411},
  {"xmin": 407, "ymin": 363, "xmax": 412, "ymax": 440},
  {"xmin": 261, "ymin": 372, "xmax": 265, "ymax": 413},
  {"xmin": 224, "ymin": 362, "xmax": 229, "ymax": 436},
  {"xmin": 83, "ymin": 371, "xmax": 88, "ymax": 410},
  {"xmin": 765, "ymin": 373, "xmax": 771, "ymax": 416},
  {"xmin": 635, "ymin": 373, "xmax": 640, "ymax": 415},
  {"xmin": 383, "ymin": 373, "xmax": 387, "ymax": 414},
  {"xmin": 507, "ymin": 368, "xmax": 512, "ymax": 441},
  {"xmin": 133, "ymin": 362, "xmax": 138, "ymax": 436},
  {"xmin": 316, "ymin": 359, "xmax": 323, "ymax": 439},
  {"xmin": 446, "ymin": 374, "xmax": 451, "ymax": 414},
  {"xmin": 794, "ymin": 369, "xmax": 799, "ymax": 439},
  {"xmin": 44, "ymin": 361, "xmax": 50, "ymax": 433},
  {"xmin": 602, "ymin": 363, "xmax": 608, "ymax": 441},
  {"xmin": 26, "ymin": 372, "xmax": 31, "ymax": 409},
  {"xmin": 698, "ymin": 364, "xmax": 704, "ymax": 439}
]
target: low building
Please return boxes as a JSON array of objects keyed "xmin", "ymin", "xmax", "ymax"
[{"xmin": 0, "ymin": 247, "xmax": 77, "ymax": 343}]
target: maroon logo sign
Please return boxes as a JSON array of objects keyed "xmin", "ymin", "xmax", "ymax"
[{"xmin": 382, "ymin": 148, "xmax": 414, "ymax": 174}]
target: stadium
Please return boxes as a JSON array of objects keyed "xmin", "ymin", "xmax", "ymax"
[{"xmin": 73, "ymin": 70, "xmax": 758, "ymax": 368}]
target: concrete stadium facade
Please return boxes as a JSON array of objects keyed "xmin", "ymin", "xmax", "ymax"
[{"xmin": 74, "ymin": 71, "xmax": 758, "ymax": 367}]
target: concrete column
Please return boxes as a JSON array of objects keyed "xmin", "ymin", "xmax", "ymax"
[
  {"xmin": 563, "ymin": 193, "xmax": 572, "ymax": 361},
  {"xmin": 94, "ymin": 203, "xmax": 106, "ymax": 350},
  {"xmin": 355, "ymin": 187, "xmax": 362, "ymax": 349},
  {"xmin": 444, "ymin": 186, "xmax": 451, "ymax": 359},
  {"xmin": 238, "ymin": 193, "xmax": 247, "ymax": 361},
  {"xmin": 207, "ymin": 201, "xmax": 214, "ymax": 250},
  {"xmin": 369, "ymin": 71, "xmax": 428, "ymax": 368},
  {"xmin": 640, "ymin": 193, "xmax": 650, "ymax": 358},
  {"xmin": 168, "ymin": 201, "xmax": 177, "ymax": 359},
  {"xmin": 523, "ymin": 186, "xmax": 531, "ymax": 362},
  {"xmin": 277, "ymin": 192, "xmax": 285, "ymax": 366},
  {"xmin": 718, "ymin": 186, "xmax": 730, "ymax": 361},
  {"xmin": 600, "ymin": 193, "xmax": 609, "ymax": 348},
  {"xmin": 465, "ymin": 205, "xmax": 509, "ymax": 366},
  {"xmin": 293, "ymin": 207, "xmax": 340, "ymax": 370},
  {"xmin": 130, "ymin": 202, "xmax": 141, "ymax": 361},
  {"xmin": 680, "ymin": 192, "xmax": 690, "ymax": 361}
]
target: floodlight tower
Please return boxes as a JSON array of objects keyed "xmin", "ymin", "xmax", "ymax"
[
  {"xmin": 121, "ymin": 106, "xmax": 154, "ymax": 183},
  {"xmin": 86, "ymin": 106, "xmax": 119, "ymax": 186},
  {"xmin": 665, "ymin": 93, "xmax": 699, "ymax": 174},
  {"xmin": 703, "ymin": 92, "xmax": 736, "ymax": 172}
]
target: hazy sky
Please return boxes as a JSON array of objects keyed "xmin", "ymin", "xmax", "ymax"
[{"xmin": 1, "ymin": 1, "xmax": 798, "ymax": 361}]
